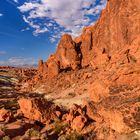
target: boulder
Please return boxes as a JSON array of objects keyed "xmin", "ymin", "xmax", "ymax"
[
  {"xmin": 71, "ymin": 115, "xmax": 87, "ymax": 132},
  {"xmin": 0, "ymin": 130, "xmax": 5, "ymax": 139},
  {"xmin": 18, "ymin": 98, "xmax": 60, "ymax": 123},
  {"xmin": 4, "ymin": 121, "xmax": 33, "ymax": 138},
  {"xmin": 64, "ymin": 105, "xmax": 88, "ymax": 132}
]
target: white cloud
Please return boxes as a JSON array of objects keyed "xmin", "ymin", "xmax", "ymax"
[
  {"xmin": 0, "ymin": 51, "xmax": 6, "ymax": 55},
  {"xmin": 18, "ymin": 0, "xmax": 107, "ymax": 40},
  {"xmin": 34, "ymin": 27, "xmax": 48, "ymax": 35},
  {"xmin": 49, "ymin": 37, "xmax": 56, "ymax": 43},
  {"xmin": 0, "ymin": 13, "xmax": 3, "ymax": 17},
  {"xmin": 49, "ymin": 34, "xmax": 59, "ymax": 43},
  {"xmin": 21, "ymin": 27, "xmax": 30, "ymax": 32},
  {"xmin": 13, "ymin": 0, "xmax": 18, "ymax": 3},
  {"xmin": 22, "ymin": 16, "xmax": 48, "ymax": 35},
  {"xmin": 0, "ymin": 57, "xmax": 37, "ymax": 67}
]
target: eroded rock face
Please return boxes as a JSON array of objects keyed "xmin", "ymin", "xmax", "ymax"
[
  {"xmin": 38, "ymin": 60, "xmax": 44, "ymax": 73},
  {"xmin": 37, "ymin": 0, "xmax": 140, "ymax": 78},
  {"xmin": 25, "ymin": 0, "xmax": 140, "ymax": 139},
  {"xmin": 18, "ymin": 98, "xmax": 60, "ymax": 123},
  {"xmin": 38, "ymin": 34, "xmax": 82, "ymax": 78},
  {"xmin": 46, "ymin": 54, "xmax": 60, "ymax": 78},
  {"xmin": 0, "ymin": 108, "xmax": 11, "ymax": 122},
  {"xmin": 77, "ymin": 0, "xmax": 140, "ymax": 69},
  {"xmin": 56, "ymin": 34, "xmax": 81, "ymax": 70},
  {"xmin": 63, "ymin": 105, "xmax": 86, "ymax": 132}
]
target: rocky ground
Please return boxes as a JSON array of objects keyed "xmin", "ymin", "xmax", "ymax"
[
  {"xmin": 0, "ymin": 0, "xmax": 140, "ymax": 139},
  {"xmin": 0, "ymin": 67, "xmax": 96, "ymax": 140},
  {"xmin": 0, "ymin": 66, "xmax": 140, "ymax": 140}
]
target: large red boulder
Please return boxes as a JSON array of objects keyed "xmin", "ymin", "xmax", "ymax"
[{"xmin": 18, "ymin": 98, "xmax": 60, "ymax": 123}]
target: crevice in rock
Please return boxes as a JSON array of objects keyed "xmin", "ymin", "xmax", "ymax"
[{"xmin": 75, "ymin": 41, "xmax": 83, "ymax": 68}]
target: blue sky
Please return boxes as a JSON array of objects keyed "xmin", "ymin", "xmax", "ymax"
[{"xmin": 0, "ymin": 0, "xmax": 106, "ymax": 66}]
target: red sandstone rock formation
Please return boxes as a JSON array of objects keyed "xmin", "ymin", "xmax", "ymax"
[
  {"xmin": 18, "ymin": 98, "xmax": 60, "ymax": 123},
  {"xmin": 38, "ymin": 0, "xmax": 140, "ymax": 78},
  {"xmin": 0, "ymin": 108, "xmax": 11, "ymax": 122},
  {"xmin": 22, "ymin": 0, "xmax": 140, "ymax": 139},
  {"xmin": 38, "ymin": 34, "xmax": 82, "ymax": 78},
  {"xmin": 55, "ymin": 34, "xmax": 81, "ymax": 70}
]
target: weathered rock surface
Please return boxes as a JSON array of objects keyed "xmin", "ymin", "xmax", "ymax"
[
  {"xmin": 37, "ymin": 0, "xmax": 140, "ymax": 78},
  {"xmin": 38, "ymin": 34, "xmax": 82, "ymax": 78},
  {"xmin": 0, "ymin": 0, "xmax": 140, "ymax": 139},
  {"xmin": 0, "ymin": 108, "xmax": 11, "ymax": 122},
  {"xmin": 18, "ymin": 98, "xmax": 60, "ymax": 123},
  {"xmin": 34, "ymin": 0, "xmax": 140, "ymax": 139},
  {"xmin": 56, "ymin": 34, "xmax": 81, "ymax": 70}
]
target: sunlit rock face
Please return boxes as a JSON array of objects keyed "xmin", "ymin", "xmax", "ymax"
[
  {"xmin": 77, "ymin": 0, "xmax": 140, "ymax": 68},
  {"xmin": 38, "ymin": 0, "xmax": 140, "ymax": 78},
  {"xmin": 36, "ymin": 0, "xmax": 140, "ymax": 138},
  {"xmin": 55, "ymin": 34, "xmax": 81, "ymax": 71},
  {"xmin": 0, "ymin": 0, "xmax": 140, "ymax": 139},
  {"xmin": 38, "ymin": 34, "xmax": 82, "ymax": 78}
]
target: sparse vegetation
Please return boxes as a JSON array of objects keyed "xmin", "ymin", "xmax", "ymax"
[
  {"xmin": 54, "ymin": 120, "xmax": 66, "ymax": 133},
  {"xmin": 58, "ymin": 131, "xmax": 84, "ymax": 140},
  {"xmin": 67, "ymin": 131, "xmax": 84, "ymax": 140},
  {"xmin": 26, "ymin": 128, "xmax": 40, "ymax": 137},
  {"xmin": 0, "ymin": 124, "xmax": 7, "ymax": 132},
  {"xmin": 5, "ymin": 100, "xmax": 19, "ymax": 110},
  {"xmin": 54, "ymin": 119, "xmax": 70, "ymax": 134},
  {"xmin": 2, "ymin": 136, "xmax": 10, "ymax": 140}
]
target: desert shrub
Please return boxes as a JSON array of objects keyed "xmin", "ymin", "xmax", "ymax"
[
  {"xmin": 26, "ymin": 128, "xmax": 40, "ymax": 137},
  {"xmin": 0, "ymin": 124, "xmax": 7, "ymax": 132},
  {"xmin": 54, "ymin": 120, "xmax": 69, "ymax": 134},
  {"xmin": 5, "ymin": 100, "xmax": 19, "ymax": 110},
  {"xmin": 2, "ymin": 136, "xmax": 10, "ymax": 140},
  {"xmin": 54, "ymin": 120, "xmax": 65, "ymax": 133},
  {"xmin": 58, "ymin": 131, "xmax": 84, "ymax": 140},
  {"xmin": 67, "ymin": 131, "xmax": 83, "ymax": 140}
]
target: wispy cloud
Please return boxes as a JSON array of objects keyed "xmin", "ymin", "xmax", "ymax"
[
  {"xmin": 18, "ymin": 0, "xmax": 107, "ymax": 42},
  {"xmin": 0, "ymin": 31, "xmax": 18, "ymax": 38},
  {"xmin": 0, "ymin": 51, "xmax": 6, "ymax": 55},
  {"xmin": 0, "ymin": 57, "xmax": 37, "ymax": 66},
  {"xmin": 0, "ymin": 13, "xmax": 3, "ymax": 17},
  {"xmin": 21, "ymin": 27, "xmax": 30, "ymax": 32},
  {"xmin": 13, "ymin": 0, "xmax": 18, "ymax": 3},
  {"xmin": 6, "ymin": 0, "xmax": 17, "ymax": 6}
]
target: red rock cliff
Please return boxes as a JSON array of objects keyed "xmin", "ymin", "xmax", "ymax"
[{"xmin": 38, "ymin": 0, "xmax": 140, "ymax": 77}]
